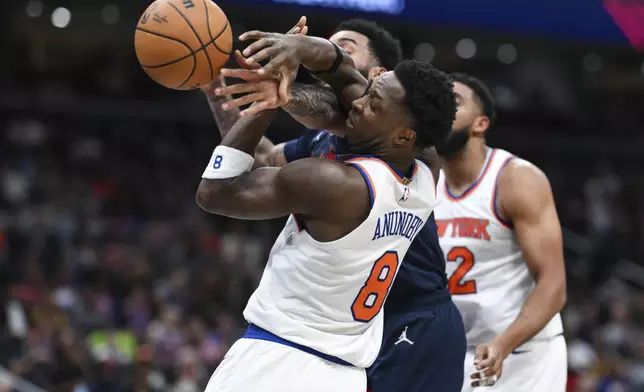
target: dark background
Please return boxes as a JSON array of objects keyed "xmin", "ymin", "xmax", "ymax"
[{"xmin": 0, "ymin": 0, "xmax": 643, "ymax": 391}]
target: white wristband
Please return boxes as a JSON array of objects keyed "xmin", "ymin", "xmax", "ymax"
[{"xmin": 202, "ymin": 145, "xmax": 255, "ymax": 179}]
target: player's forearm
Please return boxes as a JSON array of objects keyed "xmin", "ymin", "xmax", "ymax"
[
  {"xmin": 494, "ymin": 276, "xmax": 566, "ymax": 354},
  {"xmin": 203, "ymin": 79, "xmax": 240, "ymax": 137},
  {"xmin": 207, "ymin": 95, "xmax": 240, "ymax": 137},
  {"xmin": 282, "ymin": 84, "xmax": 343, "ymax": 130},
  {"xmin": 296, "ymin": 36, "xmax": 368, "ymax": 111},
  {"xmin": 197, "ymin": 110, "xmax": 278, "ymax": 213},
  {"xmin": 219, "ymin": 109, "xmax": 278, "ymax": 155}
]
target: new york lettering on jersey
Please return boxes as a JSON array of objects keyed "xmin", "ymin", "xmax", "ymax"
[
  {"xmin": 435, "ymin": 148, "xmax": 563, "ymax": 345},
  {"xmin": 243, "ymin": 156, "xmax": 438, "ymax": 368}
]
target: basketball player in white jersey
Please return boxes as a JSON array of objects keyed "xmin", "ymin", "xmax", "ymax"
[
  {"xmin": 434, "ymin": 73, "xmax": 567, "ymax": 391},
  {"xmin": 195, "ymin": 30, "xmax": 457, "ymax": 392}
]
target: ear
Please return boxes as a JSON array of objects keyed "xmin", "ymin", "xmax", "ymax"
[
  {"xmin": 471, "ymin": 116, "xmax": 490, "ymax": 137},
  {"xmin": 368, "ymin": 67, "xmax": 387, "ymax": 83},
  {"xmin": 394, "ymin": 127, "xmax": 416, "ymax": 147}
]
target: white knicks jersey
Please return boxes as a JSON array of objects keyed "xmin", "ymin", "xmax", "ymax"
[
  {"xmin": 435, "ymin": 148, "xmax": 563, "ymax": 347},
  {"xmin": 243, "ymin": 156, "xmax": 437, "ymax": 368}
]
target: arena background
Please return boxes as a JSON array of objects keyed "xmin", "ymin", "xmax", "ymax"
[{"xmin": 0, "ymin": 0, "xmax": 643, "ymax": 391}]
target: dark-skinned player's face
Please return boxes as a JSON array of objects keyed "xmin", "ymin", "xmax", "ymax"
[
  {"xmin": 330, "ymin": 30, "xmax": 377, "ymax": 76},
  {"xmin": 345, "ymin": 72, "xmax": 414, "ymax": 153},
  {"xmin": 436, "ymin": 81, "xmax": 488, "ymax": 157}
]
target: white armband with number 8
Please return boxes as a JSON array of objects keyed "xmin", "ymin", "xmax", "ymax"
[{"xmin": 202, "ymin": 145, "xmax": 255, "ymax": 179}]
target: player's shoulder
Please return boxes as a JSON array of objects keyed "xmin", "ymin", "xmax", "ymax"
[
  {"xmin": 497, "ymin": 154, "xmax": 553, "ymax": 211},
  {"xmin": 279, "ymin": 158, "xmax": 368, "ymax": 207},
  {"xmin": 498, "ymin": 155, "xmax": 549, "ymax": 189}
]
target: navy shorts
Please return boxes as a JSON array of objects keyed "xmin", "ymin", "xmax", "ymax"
[{"xmin": 367, "ymin": 299, "xmax": 466, "ymax": 392}]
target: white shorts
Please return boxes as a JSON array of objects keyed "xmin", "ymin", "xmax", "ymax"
[
  {"xmin": 204, "ymin": 338, "xmax": 367, "ymax": 392},
  {"xmin": 461, "ymin": 335, "xmax": 567, "ymax": 392}
]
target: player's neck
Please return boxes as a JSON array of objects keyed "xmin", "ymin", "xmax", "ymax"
[
  {"xmin": 440, "ymin": 143, "xmax": 489, "ymax": 190},
  {"xmin": 380, "ymin": 153, "xmax": 416, "ymax": 179}
]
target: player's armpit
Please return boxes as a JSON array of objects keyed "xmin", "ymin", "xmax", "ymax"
[
  {"xmin": 196, "ymin": 158, "xmax": 367, "ymax": 222},
  {"xmin": 254, "ymin": 142, "xmax": 287, "ymax": 168},
  {"xmin": 493, "ymin": 161, "xmax": 566, "ymax": 352}
]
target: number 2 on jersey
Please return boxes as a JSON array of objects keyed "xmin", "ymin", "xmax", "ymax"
[
  {"xmin": 351, "ymin": 251, "xmax": 399, "ymax": 323},
  {"xmin": 447, "ymin": 247, "xmax": 477, "ymax": 295}
]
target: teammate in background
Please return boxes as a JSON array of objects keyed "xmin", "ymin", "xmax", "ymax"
[
  {"xmin": 197, "ymin": 28, "xmax": 456, "ymax": 391},
  {"xmin": 210, "ymin": 19, "xmax": 466, "ymax": 392},
  {"xmin": 434, "ymin": 73, "xmax": 567, "ymax": 391}
]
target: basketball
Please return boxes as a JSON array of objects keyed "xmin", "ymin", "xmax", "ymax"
[{"xmin": 134, "ymin": 0, "xmax": 232, "ymax": 90}]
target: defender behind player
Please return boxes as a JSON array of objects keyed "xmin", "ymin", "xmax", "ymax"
[
  {"xmin": 434, "ymin": 73, "xmax": 567, "ymax": 391},
  {"xmin": 209, "ymin": 19, "xmax": 466, "ymax": 392},
  {"xmin": 197, "ymin": 30, "xmax": 457, "ymax": 391}
]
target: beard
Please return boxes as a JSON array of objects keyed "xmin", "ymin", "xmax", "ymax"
[
  {"xmin": 435, "ymin": 125, "xmax": 471, "ymax": 158},
  {"xmin": 347, "ymin": 133, "xmax": 383, "ymax": 155}
]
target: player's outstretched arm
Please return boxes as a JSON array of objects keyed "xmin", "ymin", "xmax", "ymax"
[
  {"xmin": 239, "ymin": 32, "xmax": 368, "ymax": 112},
  {"xmin": 197, "ymin": 157, "xmax": 362, "ymax": 221},
  {"xmin": 196, "ymin": 109, "xmax": 367, "ymax": 220},
  {"xmin": 201, "ymin": 76, "xmax": 287, "ymax": 168},
  {"xmin": 201, "ymin": 76, "xmax": 240, "ymax": 137}
]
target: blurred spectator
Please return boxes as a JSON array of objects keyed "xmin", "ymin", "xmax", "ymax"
[{"xmin": 0, "ymin": 6, "xmax": 642, "ymax": 391}]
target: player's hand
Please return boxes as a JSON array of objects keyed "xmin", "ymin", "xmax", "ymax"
[
  {"xmin": 239, "ymin": 30, "xmax": 305, "ymax": 103},
  {"xmin": 215, "ymin": 68, "xmax": 282, "ymax": 116},
  {"xmin": 202, "ymin": 17, "xmax": 306, "ymax": 101},
  {"xmin": 470, "ymin": 340, "xmax": 508, "ymax": 387},
  {"xmin": 286, "ymin": 16, "xmax": 308, "ymax": 36}
]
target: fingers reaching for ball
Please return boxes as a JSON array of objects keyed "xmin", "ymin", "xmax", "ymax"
[
  {"xmin": 215, "ymin": 73, "xmax": 283, "ymax": 116},
  {"xmin": 286, "ymin": 16, "xmax": 308, "ymax": 36}
]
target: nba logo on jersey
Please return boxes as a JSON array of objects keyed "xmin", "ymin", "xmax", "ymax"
[{"xmin": 399, "ymin": 187, "xmax": 410, "ymax": 202}]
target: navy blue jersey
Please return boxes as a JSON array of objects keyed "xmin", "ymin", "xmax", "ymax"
[{"xmin": 283, "ymin": 130, "xmax": 448, "ymax": 312}]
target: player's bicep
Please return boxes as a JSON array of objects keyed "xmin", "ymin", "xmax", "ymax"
[
  {"xmin": 196, "ymin": 159, "xmax": 347, "ymax": 220},
  {"xmin": 197, "ymin": 167, "xmax": 292, "ymax": 220},
  {"xmin": 500, "ymin": 163, "xmax": 564, "ymax": 277}
]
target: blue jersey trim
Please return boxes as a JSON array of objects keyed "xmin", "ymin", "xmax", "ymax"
[
  {"xmin": 347, "ymin": 154, "xmax": 416, "ymax": 180},
  {"xmin": 282, "ymin": 139, "xmax": 298, "ymax": 163},
  {"xmin": 243, "ymin": 324, "xmax": 355, "ymax": 367},
  {"xmin": 346, "ymin": 162, "xmax": 375, "ymax": 208}
]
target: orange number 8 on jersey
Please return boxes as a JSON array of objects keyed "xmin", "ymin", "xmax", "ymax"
[{"xmin": 351, "ymin": 251, "xmax": 400, "ymax": 323}]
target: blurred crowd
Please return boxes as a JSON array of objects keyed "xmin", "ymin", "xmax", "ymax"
[
  {"xmin": 0, "ymin": 102, "xmax": 641, "ymax": 392},
  {"xmin": 0, "ymin": 113, "xmax": 277, "ymax": 391},
  {"xmin": 1, "ymin": 13, "xmax": 644, "ymax": 392}
]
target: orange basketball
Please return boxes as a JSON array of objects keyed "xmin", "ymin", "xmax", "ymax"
[{"xmin": 134, "ymin": 0, "xmax": 232, "ymax": 90}]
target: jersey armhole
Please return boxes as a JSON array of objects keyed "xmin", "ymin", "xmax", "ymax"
[
  {"xmin": 345, "ymin": 162, "xmax": 375, "ymax": 209},
  {"xmin": 491, "ymin": 156, "xmax": 515, "ymax": 228}
]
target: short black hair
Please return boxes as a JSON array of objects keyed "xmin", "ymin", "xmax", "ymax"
[
  {"xmin": 450, "ymin": 73, "xmax": 496, "ymax": 128},
  {"xmin": 394, "ymin": 60, "xmax": 457, "ymax": 149},
  {"xmin": 334, "ymin": 19, "xmax": 403, "ymax": 71}
]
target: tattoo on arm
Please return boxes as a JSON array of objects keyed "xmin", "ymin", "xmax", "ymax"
[{"xmin": 283, "ymin": 84, "xmax": 340, "ymax": 122}]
